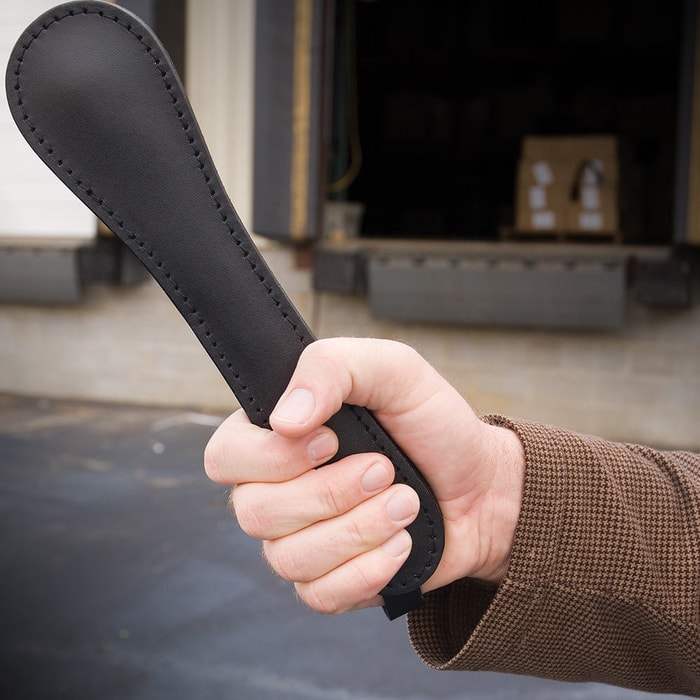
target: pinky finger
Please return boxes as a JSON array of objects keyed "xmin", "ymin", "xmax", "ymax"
[{"xmin": 294, "ymin": 529, "xmax": 413, "ymax": 616}]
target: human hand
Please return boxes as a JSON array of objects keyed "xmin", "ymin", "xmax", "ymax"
[{"xmin": 204, "ymin": 338, "xmax": 524, "ymax": 614}]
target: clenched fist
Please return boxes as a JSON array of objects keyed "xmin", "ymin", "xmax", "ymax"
[{"xmin": 204, "ymin": 338, "xmax": 524, "ymax": 614}]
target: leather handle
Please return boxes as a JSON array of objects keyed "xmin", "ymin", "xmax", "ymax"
[{"xmin": 5, "ymin": 0, "xmax": 444, "ymax": 618}]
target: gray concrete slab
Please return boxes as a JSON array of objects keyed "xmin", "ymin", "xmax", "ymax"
[{"xmin": 0, "ymin": 395, "xmax": 683, "ymax": 699}]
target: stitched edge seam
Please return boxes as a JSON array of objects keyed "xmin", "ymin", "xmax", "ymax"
[{"xmin": 350, "ymin": 405, "xmax": 439, "ymax": 587}]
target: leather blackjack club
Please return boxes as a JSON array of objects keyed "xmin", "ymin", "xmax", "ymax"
[{"xmin": 5, "ymin": 0, "xmax": 444, "ymax": 619}]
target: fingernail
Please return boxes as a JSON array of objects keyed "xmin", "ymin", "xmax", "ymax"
[
  {"xmin": 361, "ymin": 461, "xmax": 393, "ymax": 492},
  {"xmin": 385, "ymin": 490, "xmax": 419, "ymax": 522},
  {"xmin": 382, "ymin": 530, "xmax": 412, "ymax": 558},
  {"xmin": 273, "ymin": 388, "xmax": 315, "ymax": 425},
  {"xmin": 307, "ymin": 431, "xmax": 337, "ymax": 462}
]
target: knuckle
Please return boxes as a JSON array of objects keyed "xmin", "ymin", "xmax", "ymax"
[
  {"xmin": 203, "ymin": 410, "xmax": 249, "ymax": 483},
  {"xmin": 264, "ymin": 539, "xmax": 309, "ymax": 583},
  {"xmin": 301, "ymin": 339, "xmax": 332, "ymax": 363},
  {"xmin": 295, "ymin": 581, "xmax": 346, "ymax": 616},
  {"xmin": 261, "ymin": 433, "xmax": 302, "ymax": 482},
  {"xmin": 348, "ymin": 556, "xmax": 386, "ymax": 597},
  {"xmin": 203, "ymin": 435, "xmax": 225, "ymax": 483},
  {"xmin": 230, "ymin": 486, "xmax": 267, "ymax": 539},
  {"xmin": 299, "ymin": 340, "xmax": 351, "ymax": 399},
  {"xmin": 318, "ymin": 478, "xmax": 345, "ymax": 518},
  {"xmin": 263, "ymin": 450, "xmax": 289, "ymax": 484},
  {"xmin": 344, "ymin": 517, "xmax": 371, "ymax": 551}
]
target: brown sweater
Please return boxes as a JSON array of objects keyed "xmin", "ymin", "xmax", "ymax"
[{"xmin": 408, "ymin": 417, "xmax": 700, "ymax": 696}]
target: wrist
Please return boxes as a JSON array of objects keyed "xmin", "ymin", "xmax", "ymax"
[{"xmin": 479, "ymin": 423, "xmax": 525, "ymax": 584}]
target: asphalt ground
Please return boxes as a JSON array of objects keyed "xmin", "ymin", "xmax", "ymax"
[{"xmin": 0, "ymin": 395, "xmax": 684, "ymax": 699}]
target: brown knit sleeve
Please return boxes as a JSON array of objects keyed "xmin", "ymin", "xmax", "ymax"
[{"xmin": 407, "ymin": 416, "xmax": 700, "ymax": 696}]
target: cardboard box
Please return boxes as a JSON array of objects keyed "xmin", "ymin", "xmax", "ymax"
[{"xmin": 515, "ymin": 135, "xmax": 619, "ymax": 236}]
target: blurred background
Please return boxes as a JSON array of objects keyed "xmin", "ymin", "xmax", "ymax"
[
  {"xmin": 1, "ymin": 0, "xmax": 699, "ymax": 449},
  {"xmin": 0, "ymin": 0, "xmax": 698, "ymax": 697}
]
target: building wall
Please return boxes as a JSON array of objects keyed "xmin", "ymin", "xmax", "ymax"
[
  {"xmin": 315, "ymin": 284, "xmax": 700, "ymax": 451},
  {"xmin": 1, "ymin": 246, "xmax": 699, "ymax": 451}
]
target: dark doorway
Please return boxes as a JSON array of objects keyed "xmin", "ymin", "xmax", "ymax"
[{"xmin": 329, "ymin": 0, "xmax": 682, "ymax": 244}]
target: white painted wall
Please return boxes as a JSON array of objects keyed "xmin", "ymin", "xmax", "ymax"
[
  {"xmin": 0, "ymin": 1, "xmax": 96, "ymax": 240},
  {"xmin": 185, "ymin": 0, "xmax": 256, "ymax": 233}
]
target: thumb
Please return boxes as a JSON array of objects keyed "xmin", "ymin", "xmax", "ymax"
[{"xmin": 269, "ymin": 338, "xmax": 464, "ymax": 439}]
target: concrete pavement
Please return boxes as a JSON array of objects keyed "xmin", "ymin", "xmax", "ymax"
[{"xmin": 0, "ymin": 395, "xmax": 682, "ymax": 699}]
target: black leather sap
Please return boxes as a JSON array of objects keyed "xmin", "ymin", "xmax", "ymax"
[{"xmin": 6, "ymin": 1, "xmax": 444, "ymax": 619}]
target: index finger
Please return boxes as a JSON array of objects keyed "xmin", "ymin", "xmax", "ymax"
[{"xmin": 204, "ymin": 409, "xmax": 339, "ymax": 485}]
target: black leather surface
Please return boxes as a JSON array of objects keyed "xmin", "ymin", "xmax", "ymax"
[{"xmin": 5, "ymin": 0, "xmax": 444, "ymax": 615}]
